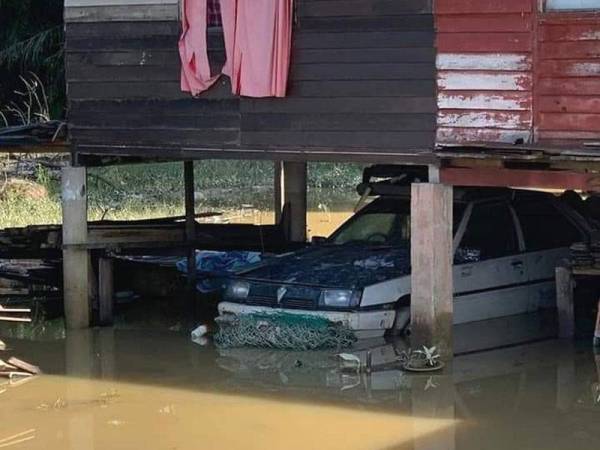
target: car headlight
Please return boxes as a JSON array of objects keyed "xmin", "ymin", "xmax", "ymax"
[
  {"xmin": 320, "ymin": 289, "xmax": 360, "ymax": 308},
  {"xmin": 226, "ymin": 281, "xmax": 250, "ymax": 299}
]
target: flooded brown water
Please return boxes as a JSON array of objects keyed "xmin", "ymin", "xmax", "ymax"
[
  {"xmin": 2, "ymin": 330, "xmax": 600, "ymax": 450},
  {"xmin": 224, "ymin": 209, "xmax": 353, "ymax": 239}
]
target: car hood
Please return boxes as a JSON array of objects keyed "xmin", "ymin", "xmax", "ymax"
[{"xmin": 242, "ymin": 244, "xmax": 411, "ymax": 289}]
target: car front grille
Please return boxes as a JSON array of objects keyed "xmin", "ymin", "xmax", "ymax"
[
  {"xmin": 280, "ymin": 298, "xmax": 316, "ymax": 309},
  {"xmin": 245, "ymin": 297, "xmax": 276, "ymax": 307},
  {"xmin": 244, "ymin": 282, "xmax": 321, "ymax": 310}
]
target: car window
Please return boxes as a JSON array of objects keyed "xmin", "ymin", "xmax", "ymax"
[
  {"xmin": 329, "ymin": 198, "xmax": 467, "ymax": 246},
  {"xmin": 459, "ymin": 202, "xmax": 518, "ymax": 260},
  {"xmin": 331, "ymin": 212, "xmax": 407, "ymax": 245},
  {"xmin": 514, "ymin": 200, "xmax": 582, "ymax": 251}
]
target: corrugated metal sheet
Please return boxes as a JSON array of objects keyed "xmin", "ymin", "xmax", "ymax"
[
  {"xmin": 536, "ymin": 13, "xmax": 600, "ymax": 144},
  {"xmin": 435, "ymin": 0, "xmax": 534, "ymax": 144}
]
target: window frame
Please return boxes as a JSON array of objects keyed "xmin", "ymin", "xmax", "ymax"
[
  {"xmin": 455, "ymin": 200, "xmax": 525, "ymax": 261},
  {"xmin": 513, "ymin": 198, "xmax": 587, "ymax": 253},
  {"xmin": 542, "ymin": 0, "xmax": 600, "ymax": 12}
]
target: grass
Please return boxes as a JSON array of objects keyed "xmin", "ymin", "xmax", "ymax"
[{"xmin": 0, "ymin": 160, "xmax": 364, "ymax": 229}]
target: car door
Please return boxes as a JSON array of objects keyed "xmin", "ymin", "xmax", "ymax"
[
  {"xmin": 513, "ymin": 198, "xmax": 587, "ymax": 310},
  {"xmin": 453, "ymin": 201, "xmax": 529, "ymax": 324}
]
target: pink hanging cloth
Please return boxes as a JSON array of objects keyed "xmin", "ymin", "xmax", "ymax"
[
  {"xmin": 179, "ymin": 0, "xmax": 293, "ymax": 98},
  {"xmin": 179, "ymin": 0, "xmax": 218, "ymax": 95},
  {"xmin": 231, "ymin": 0, "xmax": 293, "ymax": 98}
]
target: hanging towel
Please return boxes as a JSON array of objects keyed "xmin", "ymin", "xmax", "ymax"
[{"xmin": 179, "ymin": 0, "xmax": 293, "ymax": 98}]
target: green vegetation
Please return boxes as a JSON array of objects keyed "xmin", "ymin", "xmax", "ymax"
[
  {"xmin": 0, "ymin": 0, "xmax": 64, "ymax": 122},
  {"xmin": 0, "ymin": 160, "xmax": 363, "ymax": 229}
]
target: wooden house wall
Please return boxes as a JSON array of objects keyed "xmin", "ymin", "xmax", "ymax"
[
  {"xmin": 435, "ymin": 0, "xmax": 600, "ymax": 147},
  {"xmin": 435, "ymin": 0, "xmax": 534, "ymax": 145},
  {"xmin": 536, "ymin": 11, "xmax": 600, "ymax": 145},
  {"xmin": 64, "ymin": 0, "xmax": 437, "ymax": 162}
]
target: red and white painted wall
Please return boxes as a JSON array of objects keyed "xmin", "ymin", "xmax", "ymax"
[{"xmin": 435, "ymin": 0, "xmax": 600, "ymax": 147}]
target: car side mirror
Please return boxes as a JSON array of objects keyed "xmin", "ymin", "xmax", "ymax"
[{"xmin": 311, "ymin": 236, "xmax": 327, "ymax": 245}]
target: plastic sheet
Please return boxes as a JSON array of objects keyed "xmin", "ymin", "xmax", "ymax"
[{"xmin": 177, "ymin": 250, "xmax": 261, "ymax": 293}]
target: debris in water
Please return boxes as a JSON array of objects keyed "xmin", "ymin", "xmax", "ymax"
[
  {"xmin": 0, "ymin": 304, "xmax": 32, "ymax": 323},
  {"xmin": 6, "ymin": 357, "xmax": 40, "ymax": 375},
  {"xmin": 0, "ymin": 429, "xmax": 36, "ymax": 448},
  {"xmin": 0, "ymin": 340, "xmax": 41, "ymax": 386},
  {"xmin": 191, "ymin": 324, "xmax": 210, "ymax": 345},
  {"xmin": 337, "ymin": 353, "xmax": 362, "ymax": 372},
  {"xmin": 191, "ymin": 324, "xmax": 209, "ymax": 339}
]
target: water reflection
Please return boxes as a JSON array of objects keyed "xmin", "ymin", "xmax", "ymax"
[{"xmin": 1, "ymin": 330, "xmax": 600, "ymax": 450}]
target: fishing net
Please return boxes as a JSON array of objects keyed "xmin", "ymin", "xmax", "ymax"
[{"xmin": 214, "ymin": 312, "xmax": 357, "ymax": 350}]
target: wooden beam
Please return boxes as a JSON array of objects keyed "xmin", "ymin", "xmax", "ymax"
[
  {"xmin": 64, "ymin": 4, "xmax": 178, "ymax": 22},
  {"xmin": 410, "ymin": 183, "xmax": 454, "ymax": 358},
  {"xmin": 556, "ymin": 266, "xmax": 575, "ymax": 339},
  {"xmin": 441, "ymin": 166, "xmax": 600, "ymax": 191},
  {"xmin": 62, "ymin": 166, "xmax": 90, "ymax": 329},
  {"xmin": 98, "ymin": 257, "xmax": 114, "ymax": 326}
]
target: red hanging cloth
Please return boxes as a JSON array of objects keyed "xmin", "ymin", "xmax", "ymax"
[{"xmin": 179, "ymin": 0, "xmax": 293, "ymax": 98}]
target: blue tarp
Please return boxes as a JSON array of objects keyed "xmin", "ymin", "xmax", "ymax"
[{"xmin": 177, "ymin": 251, "xmax": 262, "ymax": 293}]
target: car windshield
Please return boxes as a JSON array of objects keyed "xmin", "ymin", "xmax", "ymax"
[
  {"xmin": 329, "ymin": 200, "xmax": 411, "ymax": 246},
  {"xmin": 327, "ymin": 197, "xmax": 467, "ymax": 247}
]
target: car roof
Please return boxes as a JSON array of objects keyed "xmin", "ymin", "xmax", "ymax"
[
  {"xmin": 357, "ymin": 184, "xmax": 554, "ymax": 205},
  {"xmin": 357, "ymin": 164, "xmax": 558, "ymax": 204}
]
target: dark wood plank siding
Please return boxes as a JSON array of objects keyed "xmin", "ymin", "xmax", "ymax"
[
  {"xmin": 243, "ymin": 0, "xmax": 435, "ymax": 151},
  {"xmin": 66, "ymin": 0, "xmax": 436, "ymax": 160}
]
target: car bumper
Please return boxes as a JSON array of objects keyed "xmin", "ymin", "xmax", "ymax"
[{"xmin": 218, "ymin": 302, "xmax": 396, "ymax": 339}]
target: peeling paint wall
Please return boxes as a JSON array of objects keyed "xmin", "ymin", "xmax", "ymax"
[
  {"xmin": 536, "ymin": 12, "xmax": 600, "ymax": 145},
  {"xmin": 435, "ymin": 0, "xmax": 534, "ymax": 145},
  {"xmin": 435, "ymin": 0, "xmax": 600, "ymax": 147}
]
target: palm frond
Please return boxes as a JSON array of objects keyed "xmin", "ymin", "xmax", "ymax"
[{"xmin": 0, "ymin": 25, "xmax": 62, "ymax": 69}]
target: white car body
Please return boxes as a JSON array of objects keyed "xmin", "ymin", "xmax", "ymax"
[{"xmin": 220, "ymin": 189, "xmax": 593, "ymax": 338}]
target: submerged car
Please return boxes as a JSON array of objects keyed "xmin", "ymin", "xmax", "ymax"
[{"xmin": 219, "ymin": 168, "xmax": 596, "ymax": 338}]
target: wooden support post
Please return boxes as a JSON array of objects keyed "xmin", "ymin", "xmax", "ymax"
[
  {"xmin": 274, "ymin": 161, "xmax": 284, "ymax": 223},
  {"xmin": 62, "ymin": 166, "xmax": 90, "ymax": 329},
  {"xmin": 98, "ymin": 257, "xmax": 114, "ymax": 326},
  {"xmin": 184, "ymin": 161, "xmax": 197, "ymax": 300},
  {"xmin": 282, "ymin": 161, "xmax": 307, "ymax": 242},
  {"xmin": 556, "ymin": 266, "xmax": 575, "ymax": 339},
  {"xmin": 594, "ymin": 297, "xmax": 600, "ymax": 347},
  {"xmin": 410, "ymin": 183, "xmax": 454, "ymax": 358},
  {"xmin": 428, "ymin": 164, "xmax": 440, "ymax": 184}
]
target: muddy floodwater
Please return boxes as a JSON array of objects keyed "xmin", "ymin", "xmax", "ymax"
[{"xmin": 1, "ymin": 329, "xmax": 599, "ymax": 450}]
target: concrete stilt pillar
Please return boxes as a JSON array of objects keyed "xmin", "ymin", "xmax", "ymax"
[
  {"xmin": 282, "ymin": 161, "xmax": 307, "ymax": 242},
  {"xmin": 62, "ymin": 166, "xmax": 90, "ymax": 329},
  {"xmin": 410, "ymin": 182, "xmax": 454, "ymax": 358}
]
